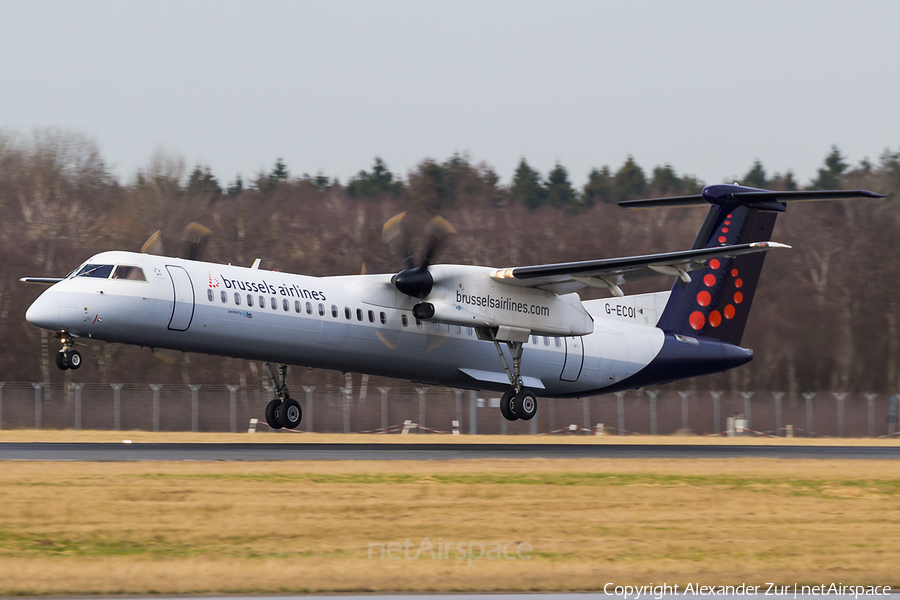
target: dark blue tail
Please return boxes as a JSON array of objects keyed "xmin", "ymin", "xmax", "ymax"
[{"xmin": 657, "ymin": 198, "xmax": 777, "ymax": 345}]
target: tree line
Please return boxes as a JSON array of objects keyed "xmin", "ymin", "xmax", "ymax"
[{"xmin": 1, "ymin": 128, "xmax": 899, "ymax": 397}]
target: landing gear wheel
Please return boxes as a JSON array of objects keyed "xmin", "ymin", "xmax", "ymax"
[
  {"xmin": 55, "ymin": 351, "xmax": 69, "ymax": 370},
  {"xmin": 67, "ymin": 350, "xmax": 82, "ymax": 370},
  {"xmin": 513, "ymin": 390, "xmax": 538, "ymax": 421},
  {"xmin": 279, "ymin": 397, "xmax": 302, "ymax": 429},
  {"xmin": 265, "ymin": 399, "xmax": 282, "ymax": 430},
  {"xmin": 499, "ymin": 389, "xmax": 519, "ymax": 421}
]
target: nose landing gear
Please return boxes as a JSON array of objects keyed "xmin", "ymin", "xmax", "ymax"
[
  {"xmin": 55, "ymin": 332, "xmax": 82, "ymax": 371},
  {"xmin": 264, "ymin": 362, "xmax": 302, "ymax": 430}
]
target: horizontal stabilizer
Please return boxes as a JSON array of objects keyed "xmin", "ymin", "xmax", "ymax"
[{"xmin": 619, "ymin": 185, "xmax": 884, "ymax": 210}]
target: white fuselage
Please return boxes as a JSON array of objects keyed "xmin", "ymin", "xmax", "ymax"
[{"xmin": 26, "ymin": 251, "xmax": 669, "ymax": 397}]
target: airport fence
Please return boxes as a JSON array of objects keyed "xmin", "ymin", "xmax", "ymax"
[{"xmin": 0, "ymin": 382, "xmax": 897, "ymax": 437}]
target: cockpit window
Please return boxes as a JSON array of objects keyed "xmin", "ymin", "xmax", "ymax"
[
  {"xmin": 75, "ymin": 264, "xmax": 114, "ymax": 279},
  {"xmin": 111, "ymin": 265, "xmax": 146, "ymax": 281}
]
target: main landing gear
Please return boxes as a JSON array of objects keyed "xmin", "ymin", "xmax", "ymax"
[
  {"xmin": 55, "ymin": 332, "xmax": 82, "ymax": 371},
  {"xmin": 264, "ymin": 362, "xmax": 302, "ymax": 430},
  {"xmin": 489, "ymin": 332, "xmax": 538, "ymax": 422}
]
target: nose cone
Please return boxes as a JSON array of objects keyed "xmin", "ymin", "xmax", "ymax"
[{"xmin": 25, "ymin": 291, "xmax": 61, "ymax": 331}]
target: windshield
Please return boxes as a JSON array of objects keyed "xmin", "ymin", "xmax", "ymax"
[
  {"xmin": 75, "ymin": 264, "xmax": 114, "ymax": 279},
  {"xmin": 112, "ymin": 265, "xmax": 146, "ymax": 281}
]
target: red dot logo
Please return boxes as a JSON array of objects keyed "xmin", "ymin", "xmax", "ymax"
[
  {"xmin": 709, "ymin": 259, "xmax": 720, "ymax": 270},
  {"xmin": 721, "ymin": 227, "xmax": 729, "ymax": 233},
  {"xmin": 724, "ymin": 220, "xmax": 731, "ymax": 225},
  {"xmin": 727, "ymin": 214, "xmax": 733, "ymax": 218},
  {"xmin": 697, "ymin": 291, "xmax": 711, "ymax": 306},
  {"xmin": 735, "ymin": 278, "xmax": 743, "ymax": 288},
  {"xmin": 731, "ymin": 269, "xmax": 738, "ymax": 277},
  {"xmin": 689, "ymin": 311, "xmax": 706, "ymax": 330},
  {"xmin": 709, "ymin": 310, "xmax": 722, "ymax": 327},
  {"xmin": 724, "ymin": 304, "xmax": 735, "ymax": 319},
  {"xmin": 718, "ymin": 236, "xmax": 727, "ymax": 243},
  {"xmin": 704, "ymin": 274, "xmax": 716, "ymax": 287},
  {"xmin": 734, "ymin": 292, "xmax": 744, "ymax": 304}
]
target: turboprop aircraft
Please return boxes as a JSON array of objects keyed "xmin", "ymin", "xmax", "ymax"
[{"xmin": 22, "ymin": 184, "xmax": 883, "ymax": 430}]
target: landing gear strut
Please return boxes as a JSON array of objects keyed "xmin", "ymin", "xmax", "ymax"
[
  {"xmin": 489, "ymin": 331, "xmax": 537, "ymax": 422},
  {"xmin": 264, "ymin": 362, "xmax": 302, "ymax": 430},
  {"xmin": 55, "ymin": 332, "xmax": 82, "ymax": 371}
]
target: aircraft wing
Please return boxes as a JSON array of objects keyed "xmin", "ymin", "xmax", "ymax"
[
  {"xmin": 19, "ymin": 277, "xmax": 64, "ymax": 285},
  {"xmin": 490, "ymin": 242, "xmax": 789, "ymax": 296}
]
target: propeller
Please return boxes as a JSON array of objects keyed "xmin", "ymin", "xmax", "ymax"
[
  {"xmin": 140, "ymin": 222, "xmax": 212, "ymax": 260},
  {"xmin": 383, "ymin": 213, "xmax": 457, "ymax": 300}
]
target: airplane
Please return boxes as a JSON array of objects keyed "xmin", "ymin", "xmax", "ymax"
[{"xmin": 21, "ymin": 184, "xmax": 883, "ymax": 430}]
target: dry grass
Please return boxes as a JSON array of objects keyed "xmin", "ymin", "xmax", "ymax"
[
  {"xmin": 1, "ymin": 459, "xmax": 899, "ymax": 594},
  {"xmin": 2, "ymin": 429, "xmax": 899, "ymax": 445}
]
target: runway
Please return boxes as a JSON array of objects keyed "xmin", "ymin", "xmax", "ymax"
[{"xmin": 1, "ymin": 441, "xmax": 899, "ymax": 461}]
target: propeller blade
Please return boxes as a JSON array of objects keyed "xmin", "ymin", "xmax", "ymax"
[
  {"xmin": 141, "ymin": 230, "xmax": 163, "ymax": 255},
  {"xmin": 382, "ymin": 212, "xmax": 415, "ymax": 270},
  {"xmin": 421, "ymin": 216, "xmax": 457, "ymax": 269},
  {"xmin": 182, "ymin": 222, "xmax": 212, "ymax": 261}
]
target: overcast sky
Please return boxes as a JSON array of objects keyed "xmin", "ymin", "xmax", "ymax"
[{"xmin": 1, "ymin": 0, "xmax": 898, "ymax": 188}]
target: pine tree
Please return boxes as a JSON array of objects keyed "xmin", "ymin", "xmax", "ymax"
[
  {"xmin": 546, "ymin": 163, "xmax": 576, "ymax": 207},
  {"xmin": 811, "ymin": 145, "xmax": 848, "ymax": 189},
  {"xmin": 613, "ymin": 156, "xmax": 647, "ymax": 201},
  {"xmin": 743, "ymin": 160, "xmax": 767, "ymax": 188},
  {"xmin": 510, "ymin": 158, "xmax": 546, "ymax": 209}
]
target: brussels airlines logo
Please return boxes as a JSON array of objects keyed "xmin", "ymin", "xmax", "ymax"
[
  {"xmin": 456, "ymin": 291, "xmax": 550, "ymax": 317},
  {"xmin": 218, "ymin": 274, "xmax": 326, "ymax": 302},
  {"xmin": 208, "ymin": 273, "xmax": 220, "ymax": 288}
]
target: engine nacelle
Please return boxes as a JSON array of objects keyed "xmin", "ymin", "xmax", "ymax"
[{"xmin": 418, "ymin": 265, "xmax": 594, "ymax": 336}]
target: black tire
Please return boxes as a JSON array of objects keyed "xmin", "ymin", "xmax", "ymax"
[
  {"xmin": 499, "ymin": 389, "xmax": 518, "ymax": 421},
  {"xmin": 265, "ymin": 399, "xmax": 282, "ymax": 430},
  {"xmin": 67, "ymin": 350, "xmax": 82, "ymax": 370},
  {"xmin": 55, "ymin": 351, "xmax": 69, "ymax": 370},
  {"xmin": 279, "ymin": 397, "xmax": 302, "ymax": 429},
  {"xmin": 514, "ymin": 390, "xmax": 538, "ymax": 421}
]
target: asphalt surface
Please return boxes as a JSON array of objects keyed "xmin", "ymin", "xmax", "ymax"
[{"xmin": 1, "ymin": 441, "xmax": 899, "ymax": 461}]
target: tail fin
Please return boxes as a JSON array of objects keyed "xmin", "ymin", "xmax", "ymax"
[{"xmin": 621, "ymin": 185, "xmax": 884, "ymax": 345}]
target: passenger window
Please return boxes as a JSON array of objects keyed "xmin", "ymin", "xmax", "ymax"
[
  {"xmin": 344, "ymin": 307, "xmax": 351, "ymax": 320},
  {"xmin": 270, "ymin": 297, "xmax": 277, "ymax": 310},
  {"xmin": 357, "ymin": 309, "xmax": 363, "ymax": 321},
  {"xmin": 112, "ymin": 265, "xmax": 146, "ymax": 281},
  {"xmin": 247, "ymin": 295, "xmax": 254, "ymax": 307},
  {"xmin": 455, "ymin": 325, "xmax": 461, "ymax": 334},
  {"xmin": 543, "ymin": 337, "xmax": 550, "ymax": 346},
  {"xmin": 380, "ymin": 312, "xmax": 387, "ymax": 325},
  {"xmin": 306, "ymin": 302, "xmax": 313, "ymax": 314},
  {"xmin": 332, "ymin": 305, "xmax": 338, "ymax": 318},
  {"xmin": 76, "ymin": 264, "xmax": 114, "ymax": 279},
  {"xmin": 467, "ymin": 327, "xmax": 474, "ymax": 336},
  {"xmin": 283, "ymin": 298, "xmax": 289, "ymax": 311},
  {"xmin": 259, "ymin": 295, "xmax": 265, "ymax": 307},
  {"xmin": 319, "ymin": 303, "xmax": 325, "ymax": 316},
  {"xmin": 401, "ymin": 314, "xmax": 409, "ymax": 327},
  {"xmin": 444, "ymin": 324, "xmax": 450, "ymax": 332},
  {"xmin": 367, "ymin": 310, "xmax": 374, "ymax": 323},
  {"xmin": 234, "ymin": 292, "xmax": 241, "ymax": 305},
  {"xmin": 220, "ymin": 290, "xmax": 227, "ymax": 303},
  {"xmin": 294, "ymin": 300, "xmax": 301, "ymax": 313},
  {"xmin": 555, "ymin": 337, "xmax": 561, "ymax": 348},
  {"xmin": 531, "ymin": 335, "xmax": 538, "ymax": 345},
  {"xmin": 207, "ymin": 289, "xmax": 214, "ymax": 302}
]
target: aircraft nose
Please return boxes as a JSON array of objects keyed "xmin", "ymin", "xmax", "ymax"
[{"xmin": 25, "ymin": 292, "xmax": 61, "ymax": 331}]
